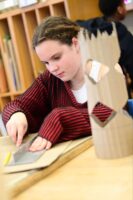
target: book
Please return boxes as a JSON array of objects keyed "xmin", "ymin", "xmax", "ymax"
[
  {"xmin": 0, "ymin": 0, "xmax": 18, "ymax": 12},
  {"xmin": 7, "ymin": 39, "xmax": 21, "ymax": 91},
  {"xmin": 2, "ymin": 36, "xmax": 16, "ymax": 92},
  {"xmin": 0, "ymin": 57, "xmax": 8, "ymax": 93},
  {"xmin": 18, "ymin": 0, "xmax": 38, "ymax": 8}
]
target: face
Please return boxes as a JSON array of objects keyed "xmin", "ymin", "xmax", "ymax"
[
  {"xmin": 117, "ymin": 1, "xmax": 127, "ymax": 20},
  {"xmin": 35, "ymin": 38, "xmax": 83, "ymax": 82}
]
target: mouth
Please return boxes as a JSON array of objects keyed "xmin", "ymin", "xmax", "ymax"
[{"xmin": 57, "ymin": 72, "xmax": 64, "ymax": 78}]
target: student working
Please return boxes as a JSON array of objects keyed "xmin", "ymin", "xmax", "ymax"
[
  {"xmin": 2, "ymin": 16, "xmax": 113, "ymax": 152},
  {"xmin": 77, "ymin": 0, "xmax": 133, "ymax": 98}
]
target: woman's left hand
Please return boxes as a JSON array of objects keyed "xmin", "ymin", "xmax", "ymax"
[{"xmin": 29, "ymin": 136, "xmax": 52, "ymax": 152}]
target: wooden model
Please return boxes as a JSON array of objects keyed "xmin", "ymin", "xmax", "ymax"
[{"xmin": 79, "ymin": 26, "xmax": 133, "ymax": 159}]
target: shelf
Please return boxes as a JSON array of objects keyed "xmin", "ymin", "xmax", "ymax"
[
  {"xmin": 51, "ymin": 2, "xmax": 67, "ymax": 16},
  {"xmin": 0, "ymin": 91, "xmax": 24, "ymax": 97},
  {"xmin": 36, "ymin": 6, "xmax": 51, "ymax": 23},
  {"xmin": 0, "ymin": 0, "xmax": 100, "ymax": 111},
  {"xmin": 22, "ymin": 10, "xmax": 44, "ymax": 77}
]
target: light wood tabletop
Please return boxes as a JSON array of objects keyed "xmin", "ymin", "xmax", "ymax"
[{"xmin": 13, "ymin": 146, "xmax": 133, "ymax": 200}]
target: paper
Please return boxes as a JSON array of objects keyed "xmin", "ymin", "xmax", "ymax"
[{"xmin": 8, "ymin": 136, "xmax": 45, "ymax": 166}]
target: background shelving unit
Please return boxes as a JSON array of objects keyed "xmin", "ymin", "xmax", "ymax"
[{"xmin": 0, "ymin": 0, "xmax": 104, "ymax": 112}]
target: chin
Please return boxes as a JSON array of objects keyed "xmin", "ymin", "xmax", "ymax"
[
  {"xmin": 59, "ymin": 77, "xmax": 70, "ymax": 82},
  {"xmin": 120, "ymin": 15, "xmax": 126, "ymax": 21}
]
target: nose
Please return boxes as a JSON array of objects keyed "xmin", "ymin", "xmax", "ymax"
[{"xmin": 48, "ymin": 63, "xmax": 59, "ymax": 73}]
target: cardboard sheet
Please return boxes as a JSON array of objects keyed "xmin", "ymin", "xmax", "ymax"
[{"xmin": 0, "ymin": 134, "xmax": 92, "ymax": 173}]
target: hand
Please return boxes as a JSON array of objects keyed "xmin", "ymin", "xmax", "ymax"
[
  {"xmin": 29, "ymin": 136, "xmax": 52, "ymax": 152},
  {"xmin": 6, "ymin": 112, "xmax": 28, "ymax": 147}
]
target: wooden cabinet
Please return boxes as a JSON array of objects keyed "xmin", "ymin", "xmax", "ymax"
[{"xmin": 0, "ymin": 0, "xmax": 100, "ymax": 111}]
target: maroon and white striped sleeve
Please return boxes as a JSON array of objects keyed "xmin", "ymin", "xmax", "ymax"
[
  {"xmin": 38, "ymin": 104, "xmax": 112, "ymax": 144},
  {"xmin": 2, "ymin": 73, "xmax": 50, "ymax": 132}
]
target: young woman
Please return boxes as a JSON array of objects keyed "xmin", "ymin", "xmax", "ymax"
[{"xmin": 2, "ymin": 16, "xmax": 112, "ymax": 152}]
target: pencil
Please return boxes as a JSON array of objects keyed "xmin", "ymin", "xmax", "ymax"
[{"xmin": 3, "ymin": 152, "xmax": 11, "ymax": 166}]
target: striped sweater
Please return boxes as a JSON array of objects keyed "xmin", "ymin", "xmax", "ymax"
[{"xmin": 2, "ymin": 70, "xmax": 112, "ymax": 144}]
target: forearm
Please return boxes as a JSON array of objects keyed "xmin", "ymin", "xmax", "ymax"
[
  {"xmin": 38, "ymin": 107, "xmax": 91, "ymax": 144},
  {"xmin": 2, "ymin": 74, "xmax": 49, "ymax": 132},
  {"xmin": 2, "ymin": 100, "xmax": 24, "ymax": 125},
  {"xmin": 38, "ymin": 105, "xmax": 113, "ymax": 144}
]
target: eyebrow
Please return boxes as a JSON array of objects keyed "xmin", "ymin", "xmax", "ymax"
[
  {"xmin": 41, "ymin": 52, "xmax": 61, "ymax": 64},
  {"xmin": 41, "ymin": 60, "xmax": 48, "ymax": 64}
]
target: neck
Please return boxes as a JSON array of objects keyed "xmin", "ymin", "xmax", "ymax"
[
  {"xmin": 106, "ymin": 13, "xmax": 123, "ymax": 22},
  {"xmin": 70, "ymin": 69, "xmax": 85, "ymax": 90}
]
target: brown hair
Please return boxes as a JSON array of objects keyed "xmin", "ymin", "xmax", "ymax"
[
  {"xmin": 32, "ymin": 16, "xmax": 80, "ymax": 49},
  {"xmin": 99, "ymin": 0, "xmax": 124, "ymax": 17}
]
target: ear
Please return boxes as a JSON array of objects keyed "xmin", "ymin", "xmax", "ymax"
[
  {"xmin": 117, "ymin": 4, "xmax": 127, "ymax": 20},
  {"xmin": 117, "ymin": 6, "xmax": 123, "ymax": 14},
  {"xmin": 117, "ymin": 4, "xmax": 126, "ymax": 15},
  {"xmin": 72, "ymin": 37, "xmax": 80, "ymax": 51}
]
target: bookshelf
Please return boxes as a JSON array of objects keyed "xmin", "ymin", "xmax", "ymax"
[{"xmin": 0, "ymin": 0, "xmax": 100, "ymax": 111}]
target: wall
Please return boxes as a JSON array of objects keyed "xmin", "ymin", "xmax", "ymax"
[{"xmin": 122, "ymin": 10, "xmax": 133, "ymax": 34}]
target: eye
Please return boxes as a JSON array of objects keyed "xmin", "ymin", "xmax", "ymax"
[
  {"xmin": 53, "ymin": 54, "xmax": 61, "ymax": 60},
  {"xmin": 42, "ymin": 61, "xmax": 49, "ymax": 65},
  {"xmin": 54, "ymin": 57, "xmax": 60, "ymax": 60},
  {"xmin": 53, "ymin": 56, "xmax": 60, "ymax": 60}
]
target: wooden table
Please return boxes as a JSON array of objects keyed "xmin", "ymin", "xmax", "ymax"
[{"xmin": 13, "ymin": 146, "xmax": 133, "ymax": 200}]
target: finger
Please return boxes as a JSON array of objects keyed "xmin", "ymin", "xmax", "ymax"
[
  {"xmin": 33, "ymin": 136, "xmax": 43, "ymax": 146},
  {"xmin": 6, "ymin": 124, "xmax": 17, "ymax": 144},
  {"xmin": 34, "ymin": 139, "xmax": 48, "ymax": 151},
  {"xmin": 45, "ymin": 141, "xmax": 52, "ymax": 150},
  {"xmin": 31, "ymin": 137, "xmax": 43, "ymax": 148},
  {"xmin": 16, "ymin": 125, "xmax": 27, "ymax": 147},
  {"xmin": 29, "ymin": 137, "xmax": 43, "ymax": 151},
  {"xmin": 31, "ymin": 139, "xmax": 52, "ymax": 151}
]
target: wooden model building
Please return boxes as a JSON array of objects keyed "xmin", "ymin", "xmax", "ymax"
[{"xmin": 79, "ymin": 25, "xmax": 133, "ymax": 159}]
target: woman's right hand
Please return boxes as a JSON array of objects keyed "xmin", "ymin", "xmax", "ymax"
[{"xmin": 6, "ymin": 112, "xmax": 28, "ymax": 147}]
